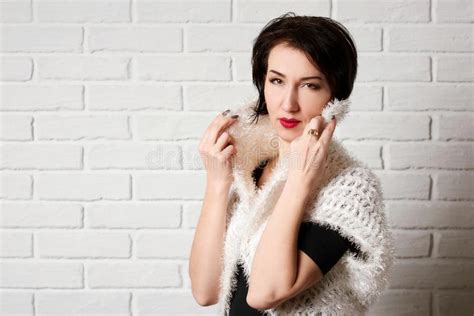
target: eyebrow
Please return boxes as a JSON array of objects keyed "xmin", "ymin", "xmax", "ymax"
[{"xmin": 269, "ymin": 69, "xmax": 323, "ymax": 80}]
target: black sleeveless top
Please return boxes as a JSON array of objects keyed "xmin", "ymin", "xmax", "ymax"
[{"xmin": 228, "ymin": 159, "xmax": 360, "ymax": 315}]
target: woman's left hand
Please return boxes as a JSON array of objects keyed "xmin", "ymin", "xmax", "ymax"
[{"xmin": 286, "ymin": 115, "xmax": 337, "ymax": 195}]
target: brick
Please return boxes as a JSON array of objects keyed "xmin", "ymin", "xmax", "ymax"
[
  {"xmin": 0, "ymin": 115, "xmax": 32, "ymax": 140},
  {"xmin": 336, "ymin": 113, "xmax": 430, "ymax": 140},
  {"xmin": 387, "ymin": 85, "xmax": 473, "ymax": 111},
  {"xmin": 87, "ymin": 143, "xmax": 181, "ymax": 169},
  {"xmin": 388, "ymin": 143, "xmax": 473, "ymax": 170},
  {"xmin": 367, "ymin": 289, "xmax": 431, "ymax": 316},
  {"xmin": 87, "ymin": 262, "xmax": 180, "ymax": 288},
  {"xmin": 386, "ymin": 201, "xmax": 474, "ymax": 228},
  {"xmin": 345, "ymin": 26, "xmax": 382, "ymax": 52},
  {"xmin": 137, "ymin": 55, "xmax": 231, "ymax": 81},
  {"xmin": 388, "ymin": 26, "xmax": 473, "ymax": 52},
  {"xmin": 37, "ymin": 0, "xmax": 130, "ymax": 22},
  {"xmin": 37, "ymin": 231, "xmax": 131, "ymax": 258},
  {"xmin": 336, "ymin": 0, "xmax": 429, "ymax": 22},
  {"xmin": 435, "ymin": 113, "xmax": 474, "ymax": 141},
  {"xmin": 236, "ymin": 1, "xmax": 329, "ymax": 22},
  {"xmin": 86, "ymin": 202, "xmax": 181, "ymax": 228},
  {"xmin": 347, "ymin": 85, "xmax": 383, "ymax": 111},
  {"xmin": 135, "ymin": 172, "xmax": 205, "ymax": 200},
  {"xmin": 0, "ymin": 173, "xmax": 32, "ymax": 199},
  {"xmin": 36, "ymin": 173, "xmax": 130, "ymax": 201},
  {"xmin": 388, "ymin": 260, "xmax": 474, "ymax": 288},
  {"xmin": 341, "ymin": 142, "xmax": 382, "ymax": 169},
  {"xmin": 136, "ymin": 231, "xmax": 194, "ymax": 258},
  {"xmin": 187, "ymin": 25, "xmax": 261, "ymax": 52},
  {"xmin": 183, "ymin": 201, "xmax": 202, "ymax": 228},
  {"xmin": 36, "ymin": 114, "xmax": 129, "ymax": 140},
  {"xmin": 233, "ymin": 54, "xmax": 252, "ymax": 82},
  {"xmin": 0, "ymin": 56, "xmax": 32, "ymax": 81},
  {"xmin": 358, "ymin": 55, "xmax": 430, "ymax": 81},
  {"xmin": 0, "ymin": 231, "xmax": 32, "ymax": 257},
  {"xmin": 375, "ymin": 171, "xmax": 431, "ymax": 199},
  {"xmin": 38, "ymin": 56, "xmax": 130, "ymax": 80},
  {"xmin": 436, "ymin": 290, "xmax": 474, "ymax": 315},
  {"xmin": 1, "ymin": 144, "xmax": 82, "ymax": 169},
  {"xmin": 0, "ymin": 202, "xmax": 82, "ymax": 228},
  {"xmin": 137, "ymin": 0, "xmax": 231, "ymax": 22},
  {"xmin": 182, "ymin": 142, "xmax": 203, "ymax": 170},
  {"xmin": 184, "ymin": 84, "xmax": 256, "ymax": 111},
  {"xmin": 435, "ymin": 172, "xmax": 473, "ymax": 200},
  {"xmin": 87, "ymin": 84, "xmax": 182, "ymax": 111},
  {"xmin": 0, "ymin": 85, "xmax": 84, "ymax": 111},
  {"xmin": 0, "ymin": 0, "xmax": 31, "ymax": 22},
  {"xmin": 435, "ymin": 0, "xmax": 474, "ymax": 22},
  {"xmin": 134, "ymin": 112, "xmax": 214, "ymax": 140},
  {"xmin": 0, "ymin": 292, "xmax": 34, "ymax": 315},
  {"xmin": 0, "ymin": 262, "xmax": 83, "ymax": 288},
  {"xmin": 88, "ymin": 27, "xmax": 181, "ymax": 52},
  {"xmin": 391, "ymin": 230, "xmax": 431, "ymax": 258},
  {"xmin": 0, "ymin": 26, "xmax": 83, "ymax": 52},
  {"xmin": 36, "ymin": 291, "xmax": 130, "ymax": 315},
  {"xmin": 437, "ymin": 231, "xmax": 474, "ymax": 258},
  {"xmin": 437, "ymin": 56, "xmax": 474, "ymax": 82}
]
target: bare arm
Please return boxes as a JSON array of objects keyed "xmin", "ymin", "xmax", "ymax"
[
  {"xmin": 246, "ymin": 179, "xmax": 309, "ymax": 308},
  {"xmin": 189, "ymin": 180, "xmax": 232, "ymax": 306},
  {"xmin": 189, "ymin": 110, "xmax": 239, "ymax": 306}
]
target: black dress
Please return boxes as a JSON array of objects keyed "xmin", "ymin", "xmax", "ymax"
[{"xmin": 228, "ymin": 159, "xmax": 360, "ymax": 315}]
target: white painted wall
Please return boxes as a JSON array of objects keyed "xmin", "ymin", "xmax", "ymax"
[{"xmin": 1, "ymin": 0, "xmax": 473, "ymax": 315}]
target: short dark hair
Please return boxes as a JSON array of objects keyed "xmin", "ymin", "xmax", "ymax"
[{"xmin": 250, "ymin": 12, "xmax": 358, "ymax": 124}]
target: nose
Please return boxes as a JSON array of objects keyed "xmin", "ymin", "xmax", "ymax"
[{"xmin": 281, "ymin": 87, "xmax": 299, "ymax": 112}]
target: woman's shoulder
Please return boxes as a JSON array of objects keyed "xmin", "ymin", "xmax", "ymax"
[
  {"xmin": 318, "ymin": 162, "xmax": 384, "ymax": 214},
  {"xmin": 307, "ymin": 140, "xmax": 385, "ymax": 224},
  {"xmin": 326, "ymin": 138, "xmax": 382, "ymax": 184}
]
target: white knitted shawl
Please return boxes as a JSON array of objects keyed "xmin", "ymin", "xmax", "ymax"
[{"xmin": 217, "ymin": 98, "xmax": 395, "ymax": 316}]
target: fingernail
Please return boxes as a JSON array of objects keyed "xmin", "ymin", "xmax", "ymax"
[
  {"xmin": 222, "ymin": 109, "xmax": 230, "ymax": 116},
  {"xmin": 231, "ymin": 114, "xmax": 239, "ymax": 119}
]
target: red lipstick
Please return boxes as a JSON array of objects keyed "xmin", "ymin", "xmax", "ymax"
[{"xmin": 279, "ymin": 117, "xmax": 300, "ymax": 128}]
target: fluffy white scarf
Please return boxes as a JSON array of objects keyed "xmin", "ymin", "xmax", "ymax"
[{"xmin": 217, "ymin": 98, "xmax": 395, "ymax": 315}]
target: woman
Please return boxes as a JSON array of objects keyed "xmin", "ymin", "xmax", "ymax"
[{"xmin": 189, "ymin": 13, "xmax": 395, "ymax": 315}]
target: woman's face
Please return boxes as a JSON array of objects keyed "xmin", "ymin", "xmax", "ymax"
[{"xmin": 264, "ymin": 42, "xmax": 332, "ymax": 143}]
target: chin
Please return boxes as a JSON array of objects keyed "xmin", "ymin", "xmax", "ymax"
[{"xmin": 277, "ymin": 130, "xmax": 299, "ymax": 143}]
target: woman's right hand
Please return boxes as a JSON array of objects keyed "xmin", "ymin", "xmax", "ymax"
[{"xmin": 198, "ymin": 110, "xmax": 239, "ymax": 187}]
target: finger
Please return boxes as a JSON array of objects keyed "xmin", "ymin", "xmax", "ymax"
[
  {"xmin": 214, "ymin": 117, "xmax": 238, "ymax": 144},
  {"xmin": 302, "ymin": 115, "xmax": 315, "ymax": 136},
  {"xmin": 306, "ymin": 116, "xmax": 324, "ymax": 142},
  {"xmin": 209, "ymin": 115, "xmax": 238, "ymax": 144},
  {"xmin": 221, "ymin": 143, "xmax": 236, "ymax": 159},
  {"xmin": 215, "ymin": 131, "xmax": 233, "ymax": 152},
  {"xmin": 308, "ymin": 147, "xmax": 325, "ymax": 171},
  {"xmin": 316, "ymin": 116, "xmax": 337, "ymax": 153},
  {"xmin": 202, "ymin": 112, "xmax": 228, "ymax": 144},
  {"xmin": 302, "ymin": 115, "xmax": 319, "ymax": 139},
  {"xmin": 307, "ymin": 116, "xmax": 325, "ymax": 161}
]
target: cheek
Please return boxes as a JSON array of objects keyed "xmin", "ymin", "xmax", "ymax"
[{"xmin": 264, "ymin": 87, "xmax": 282, "ymax": 116}]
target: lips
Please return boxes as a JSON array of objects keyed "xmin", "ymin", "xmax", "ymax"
[{"xmin": 279, "ymin": 118, "xmax": 300, "ymax": 128}]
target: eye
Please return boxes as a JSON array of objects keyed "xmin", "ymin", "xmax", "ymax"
[
  {"xmin": 269, "ymin": 78, "xmax": 282, "ymax": 85},
  {"xmin": 303, "ymin": 83, "xmax": 321, "ymax": 90}
]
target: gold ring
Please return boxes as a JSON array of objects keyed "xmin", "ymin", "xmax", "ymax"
[{"xmin": 308, "ymin": 129, "xmax": 319, "ymax": 137}]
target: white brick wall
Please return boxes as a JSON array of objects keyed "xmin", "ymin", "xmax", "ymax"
[{"xmin": 0, "ymin": 0, "xmax": 472, "ymax": 315}]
